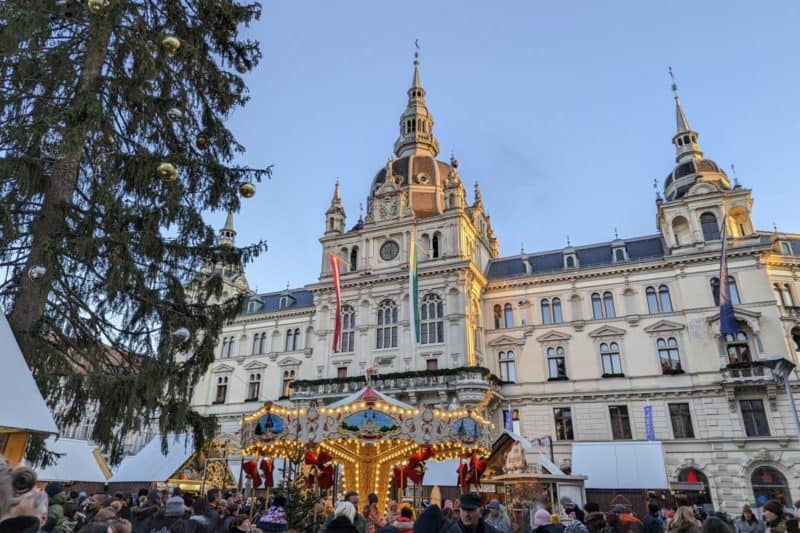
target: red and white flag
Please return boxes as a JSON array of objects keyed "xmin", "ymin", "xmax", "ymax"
[{"xmin": 329, "ymin": 253, "xmax": 343, "ymax": 351}]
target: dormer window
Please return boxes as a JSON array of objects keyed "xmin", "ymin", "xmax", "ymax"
[
  {"xmin": 780, "ymin": 242, "xmax": 793, "ymax": 256},
  {"xmin": 247, "ymin": 300, "xmax": 261, "ymax": 313},
  {"xmin": 612, "ymin": 245, "xmax": 627, "ymax": 263},
  {"xmin": 564, "ymin": 254, "xmax": 578, "ymax": 269},
  {"xmin": 279, "ymin": 296, "xmax": 293, "ymax": 309}
]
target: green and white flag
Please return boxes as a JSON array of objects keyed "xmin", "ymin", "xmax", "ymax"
[{"xmin": 409, "ymin": 229, "xmax": 420, "ymax": 346}]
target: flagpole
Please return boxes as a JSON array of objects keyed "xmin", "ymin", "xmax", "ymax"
[{"xmin": 409, "ymin": 225, "xmax": 420, "ymax": 356}]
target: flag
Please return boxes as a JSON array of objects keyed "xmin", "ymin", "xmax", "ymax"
[
  {"xmin": 504, "ymin": 409, "xmax": 513, "ymax": 432},
  {"xmin": 643, "ymin": 405, "xmax": 655, "ymax": 441},
  {"xmin": 409, "ymin": 229, "xmax": 420, "ymax": 346},
  {"xmin": 329, "ymin": 253, "xmax": 343, "ymax": 351},
  {"xmin": 718, "ymin": 216, "xmax": 739, "ymax": 336}
]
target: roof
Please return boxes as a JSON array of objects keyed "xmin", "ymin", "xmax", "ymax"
[
  {"xmin": 486, "ymin": 235, "xmax": 666, "ymax": 280},
  {"xmin": 327, "ymin": 386, "xmax": 414, "ymax": 410},
  {"xmin": 571, "ymin": 441, "xmax": 668, "ymax": 489},
  {"xmin": 110, "ymin": 434, "xmax": 194, "ymax": 483},
  {"xmin": 33, "ymin": 438, "xmax": 111, "ymax": 483},
  {"xmin": 241, "ymin": 288, "xmax": 314, "ymax": 316},
  {"xmin": 0, "ymin": 314, "xmax": 58, "ymax": 435}
]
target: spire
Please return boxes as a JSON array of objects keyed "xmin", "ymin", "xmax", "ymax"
[
  {"xmin": 668, "ymin": 67, "xmax": 703, "ymax": 163},
  {"xmin": 472, "ymin": 182, "xmax": 483, "ymax": 209},
  {"xmin": 325, "ymin": 179, "xmax": 346, "ymax": 235},
  {"xmin": 219, "ymin": 210, "xmax": 236, "ymax": 246},
  {"xmin": 393, "ymin": 43, "xmax": 440, "ymax": 158}
]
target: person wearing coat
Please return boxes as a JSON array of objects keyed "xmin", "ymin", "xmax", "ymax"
[
  {"xmin": 762, "ymin": 501, "xmax": 786, "ymax": 533},
  {"xmin": 643, "ymin": 504, "xmax": 663, "ymax": 533},
  {"xmin": 735, "ymin": 505, "xmax": 765, "ymax": 533},
  {"xmin": 327, "ymin": 502, "xmax": 360, "ymax": 533},
  {"xmin": 413, "ymin": 504, "xmax": 461, "ymax": 533},
  {"xmin": 668, "ymin": 507, "xmax": 701, "ymax": 533}
]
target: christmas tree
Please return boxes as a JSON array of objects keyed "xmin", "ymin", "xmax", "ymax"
[{"xmin": 0, "ymin": 0, "xmax": 269, "ymax": 463}]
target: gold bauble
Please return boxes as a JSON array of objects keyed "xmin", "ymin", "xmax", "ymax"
[
  {"xmin": 87, "ymin": 0, "xmax": 109, "ymax": 13},
  {"xmin": 162, "ymin": 36, "xmax": 181, "ymax": 54},
  {"xmin": 157, "ymin": 162, "xmax": 178, "ymax": 182},
  {"xmin": 195, "ymin": 135, "xmax": 209, "ymax": 150},
  {"xmin": 239, "ymin": 182, "xmax": 256, "ymax": 199}
]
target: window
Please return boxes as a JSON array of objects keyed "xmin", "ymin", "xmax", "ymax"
[
  {"xmin": 668, "ymin": 403, "xmax": 694, "ymax": 438},
  {"xmin": 603, "ymin": 292, "xmax": 615, "ymax": 318},
  {"xmin": 614, "ymin": 248, "xmax": 626, "ymax": 262},
  {"xmin": 657, "ymin": 337, "xmax": 682, "ymax": 373},
  {"xmin": 259, "ymin": 333, "xmax": 267, "ymax": 354},
  {"xmin": 493, "ymin": 304, "xmax": 502, "ymax": 329},
  {"xmin": 247, "ymin": 300, "xmax": 259, "ymax": 313},
  {"xmin": 541, "ymin": 299, "xmax": 551, "ymax": 325},
  {"xmin": 751, "ymin": 466, "xmax": 791, "ymax": 507},
  {"xmin": 659, "ymin": 286, "xmax": 673, "ymax": 312},
  {"xmin": 783, "ymin": 284, "xmax": 795, "ymax": 307},
  {"xmin": 426, "ymin": 358, "xmax": 438, "ymax": 371},
  {"xmin": 711, "ymin": 276, "xmax": 740, "ymax": 305},
  {"xmin": 740, "ymin": 399, "xmax": 770, "ymax": 437},
  {"xmin": 600, "ymin": 342, "xmax": 622, "ymax": 376},
  {"xmin": 336, "ymin": 305, "xmax": 356, "ymax": 353},
  {"xmin": 498, "ymin": 351, "xmax": 516, "ymax": 382},
  {"xmin": 774, "ymin": 284, "xmax": 785, "ymax": 306},
  {"xmin": 780, "ymin": 242, "xmax": 792, "ymax": 256},
  {"xmin": 565, "ymin": 255, "xmax": 576, "ymax": 268},
  {"xmin": 214, "ymin": 376, "xmax": 228, "ymax": 404},
  {"xmin": 552, "ymin": 298, "xmax": 563, "ymax": 323},
  {"xmin": 647, "ymin": 285, "xmax": 673, "ymax": 313},
  {"xmin": 292, "ymin": 328, "xmax": 301, "ymax": 351},
  {"xmin": 554, "ymin": 408, "xmax": 574, "ymax": 440},
  {"xmin": 609, "ymin": 405, "xmax": 632, "ymax": 439},
  {"xmin": 541, "ymin": 298, "xmax": 563, "ymax": 324},
  {"xmin": 646, "ymin": 287, "xmax": 659, "ymax": 314},
  {"xmin": 502, "ymin": 409, "xmax": 520, "ymax": 434},
  {"xmin": 376, "ymin": 299, "xmax": 398, "ymax": 349},
  {"xmin": 725, "ymin": 331, "xmax": 751, "ymax": 365},
  {"xmin": 591, "ymin": 292, "xmax": 616, "ymax": 319},
  {"xmin": 281, "ymin": 369, "xmax": 295, "ymax": 398},
  {"xmin": 421, "ymin": 294, "xmax": 444, "ymax": 344},
  {"xmin": 700, "ymin": 212, "xmax": 720, "ymax": 241},
  {"xmin": 504, "ymin": 304, "xmax": 514, "ymax": 329},
  {"xmin": 285, "ymin": 329, "xmax": 293, "ymax": 351},
  {"xmin": 251, "ymin": 335, "xmax": 259, "ymax": 355},
  {"xmin": 350, "ymin": 247, "xmax": 358, "ymax": 272},
  {"xmin": 591, "ymin": 293, "xmax": 603, "ymax": 319},
  {"xmin": 337, "ymin": 367, "xmax": 347, "ymax": 378},
  {"xmin": 432, "ymin": 233, "xmax": 440, "ymax": 258},
  {"xmin": 547, "ymin": 346, "xmax": 567, "ymax": 379},
  {"xmin": 279, "ymin": 296, "xmax": 289, "ymax": 309},
  {"xmin": 247, "ymin": 373, "xmax": 261, "ymax": 401},
  {"xmin": 221, "ymin": 337, "xmax": 229, "ymax": 358}
]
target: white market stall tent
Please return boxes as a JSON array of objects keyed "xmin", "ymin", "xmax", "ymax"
[
  {"xmin": 33, "ymin": 438, "xmax": 111, "ymax": 484},
  {"xmin": 571, "ymin": 441, "xmax": 669, "ymax": 490}
]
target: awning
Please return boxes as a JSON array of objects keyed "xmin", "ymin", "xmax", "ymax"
[
  {"xmin": 33, "ymin": 438, "xmax": 111, "ymax": 483},
  {"xmin": 571, "ymin": 441, "xmax": 668, "ymax": 489},
  {"xmin": 423, "ymin": 459, "xmax": 460, "ymax": 487},
  {"xmin": 110, "ymin": 434, "xmax": 194, "ymax": 483},
  {"xmin": 0, "ymin": 315, "xmax": 58, "ymax": 435}
]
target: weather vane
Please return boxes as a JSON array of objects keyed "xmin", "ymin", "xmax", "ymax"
[
  {"xmin": 414, "ymin": 39, "xmax": 420, "ymax": 59},
  {"xmin": 614, "ymin": 227, "xmax": 619, "ymax": 239},
  {"xmin": 668, "ymin": 66, "xmax": 678, "ymax": 97}
]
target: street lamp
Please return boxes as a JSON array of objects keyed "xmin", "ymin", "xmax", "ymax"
[{"xmin": 761, "ymin": 356, "xmax": 800, "ymax": 446}]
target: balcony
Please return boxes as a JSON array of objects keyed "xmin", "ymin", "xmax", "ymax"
[
  {"xmin": 782, "ymin": 306, "xmax": 800, "ymax": 320},
  {"xmin": 721, "ymin": 361, "xmax": 779, "ymax": 385},
  {"xmin": 290, "ymin": 367, "xmax": 497, "ymax": 405}
]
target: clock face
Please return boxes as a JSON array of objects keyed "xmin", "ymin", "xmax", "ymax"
[{"xmin": 380, "ymin": 240, "xmax": 400, "ymax": 261}]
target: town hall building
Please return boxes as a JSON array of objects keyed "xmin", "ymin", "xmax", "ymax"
[{"xmin": 189, "ymin": 56, "xmax": 800, "ymax": 512}]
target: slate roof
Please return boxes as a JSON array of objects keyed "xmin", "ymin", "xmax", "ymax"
[
  {"xmin": 486, "ymin": 235, "xmax": 667, "ymax": 280},
  {"xmin": 240, "ymin": 288, "xmax": 314, "ymax": 316}
]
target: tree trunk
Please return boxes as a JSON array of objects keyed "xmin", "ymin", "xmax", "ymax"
[{"xmin": 8, "ymin": 20, "xmax": 113, "ymax": 356}]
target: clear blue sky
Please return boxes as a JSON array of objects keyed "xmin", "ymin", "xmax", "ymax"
[{"xmin": 218, "ymin": 1, "xmax": 800, "ymax": 293}]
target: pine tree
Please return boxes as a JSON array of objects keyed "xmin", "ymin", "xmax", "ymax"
[{"xmin": 0, "ymin": 0, "xmax": 269, "ymax": 463}]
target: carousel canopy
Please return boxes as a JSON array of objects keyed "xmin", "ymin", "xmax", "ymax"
[
  {"xmin": 328, "ymin": 386, "xmax": 414, "ymax": 410},
  {"xmin": 571, "ymin": 441, "xmax": 668, "ymax": 489},
  {"xmin": 33, "ymin": 438, "xmax": 111, "ymax": 483}
]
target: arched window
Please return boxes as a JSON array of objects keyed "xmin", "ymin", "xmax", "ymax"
[
  {"xmin": 700, "ymin": 212, "xmax": 720, "ymax": 241},
  {"xmin": 340, "ymin": 305, "xmax": 356, "ymax": 352},
  {"xmin": 421, "ymin": 294, "xmax": 444, "ymax": 344},
  {"xmin": 591, "ymin": 293, "xmax": 603, "ymax": 319},
  {"xmin": 281, "ymin": 369, "xmax": 295, "ymax": 397},
  {"xmin": 600, "ymin": 342, "xmax": 622, "ymax": 376},
  {"xmin": 751, "ymin": 466, "xmax": 792, "ymax": 507},
  {"xmin": 376, "ymin": 299, "xmax": 398, "ymax": 349},
  {"xmin": 251, "ymin": 335, "xmax": 259, "ymax": 355},
  {"xmin": 432, "ymin": 233, "xmax": 440, "ymax": 258},
  {"xmin": 657, "ymin": 337, "xmax": 681, "ymax": 373},
  {"xmin": 672, "ymin": 216, "xmax": 691, "ymax": 247},
  {"xmin": 498, "ymin": 351, "xmax": 516, "ymax": 382},
  {"xmin": 547, "ymin": 346, "xmax": 567, "ymax": 379},
  {"xmin": 711, "ymin": 277, "xmax": 741, "ymax": 306},
  {"xmin": 259, "ymin": 333, "xmax": 267, "ymax": 354},
  {"xmin": 226, "ymin": 337, "xmax": 236, "ymax": 358},
  {"xmin": 774, "ymin": 283, "xmax": 786, "ymax": 306},
  {"xmin": 552, "ymin": 298, "xmax": 563, "ymax": 323},
  {"xmin": 677, "ymin": 469, "xmax": 712, "ymax": 506},
  {"xmin": 493, "ymin": 304, "xmax": 503, "ymax": 329},
  {"xmin": 646, "ymin": 287, "xmax": 659, "ymax": 314},
  {"xmin": 285, "ymin": 329, "xmax": 294, "ymax": 352},
  {"xmin": 221, "ymin": 338, "xmax": 229, "ymax": 358},
  {"xmin": 603, "ymin": 292, "xmax": 616, "ymax": 318},
  {"xmin": 725, "ymin": 331, "xmax": 751, "ymax": 365},
  {"xmin": 781, "ymin": 242, "xmax": 792, "ymax": 255},
  {"xmin": 615, "ymin": 249, "xmax": 626, "ymax": 262},
  {"xmin": 659, "ymin": 285, "xmax": 673, "ymax": 312},
  {"xmin": 783, "ymin": 284, "xmax": 795, "ymax": 307},
  {"xmin": 541, "ymin": 299, "xmax": 552, "ymax": 325},
  {"xmin": 247, "ymin": 373, "xmax": 261, "ymax": 401},
  {"xmin": 565, "ymin": 255, "xmax": 576, "ymax": 268},
  {"xmin": 214, "ymin": 376, "xmax": 228, "ymax": 403},
  {"xmin": 350, "ymin": 246, "xmax": 358, "ymax": 272},
  {"xmin": 504, "ymin": 303, "xmax": 514, "ymax": 329},
  {"xmin": 292, "ymin": 328, "xmax": 301, "ymax": 351}
]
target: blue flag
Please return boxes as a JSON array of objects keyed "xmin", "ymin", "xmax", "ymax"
[
  {"xmin": 504, "ymin": 410, "xmax": 513, "ymax": 432},
  {"xmin": 644, "ymin": 405, "xmax": 655, "ymax": 441},
  {"xmin": 719, "ymin": 216, "xmax": 739, "ymax": 336}
]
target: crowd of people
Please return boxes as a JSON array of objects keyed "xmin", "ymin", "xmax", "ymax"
[{"xmin": 1, "ymin": 454, "xmax": 798, "ymax": 533}]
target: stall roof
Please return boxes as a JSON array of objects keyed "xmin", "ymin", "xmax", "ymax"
[
  {"xmin": 571, "ymin": 442, "xmax": 668, "ymax": 489},
  {"xmin": 0, "ymin": 314, "xmax": 58, "ymax": 435},
  {"xmin": 34, "ymin": 438, "xmax": 111, "ymax": 483},
  {"xmin": 328, "ymin": 386, "xmax": 413, "ymax": 410},
  {"xmin": 110, "ymin": 434, "xmax": 194, "ymax": 483}
]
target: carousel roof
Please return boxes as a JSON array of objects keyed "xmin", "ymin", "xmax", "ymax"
[{"xmin": 327, "ymin": 386, "xmax": 413, "ymax": 410}]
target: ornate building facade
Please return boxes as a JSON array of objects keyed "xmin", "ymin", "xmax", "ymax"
[{"xmin": 189, "ymin": 57, "xmax": 800, "ymax": 511}]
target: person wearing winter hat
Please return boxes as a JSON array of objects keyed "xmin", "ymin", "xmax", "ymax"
[
  {"xmin": 532, "ymin": 509, "xmax": 553, "ymax": 532},
  {"xmin": 148, "ymin": 494, "xmax": 186, "ymax": 531},
  {"xmin": 45, "ymin": 481, "xmax": 66, "ymax": 532},
  {"xmin": 561, "ymin": 497, "xmax": 586, "ymax": 524},
  {"xmin": 257, "ymin": 493, "xmax": 289, "ymax": 532},
  {"xmin": 458, "ymin": 492, "xmax": 500, "ymax": 533},
  {"xmin": 412, "ymin": 504, "xmax": 460, "ymax": 533},
  {"xmin": 393, "ymin": 506, "xmax": 415, "ymax": 531},
  {"xmin": 485, "ymin": 501, "xmax": 511, "ymax": 533},
  {"xmin": 762, "ymin": 501, "xmax": 786, "ymax": 533}
]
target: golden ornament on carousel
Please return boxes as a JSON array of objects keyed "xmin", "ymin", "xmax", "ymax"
[
  {"xmin": 157, "ymin": 162, "xmax": 178, "ymax": 182},
  {"xmin": 87, "ymin": 0, "xmax": 109, "ymax": 13},
  {"xmin": 239, "ymin": 181, "xmax": 256, "ymax": 199},
  {"xmin": 161, "ymin": 35, "xmax": 181, "ymax": 54}
]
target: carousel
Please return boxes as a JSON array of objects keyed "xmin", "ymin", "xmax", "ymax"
[{"xmin": 239, "ymin": 386, "xmax": 494, "ymax": 511}]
